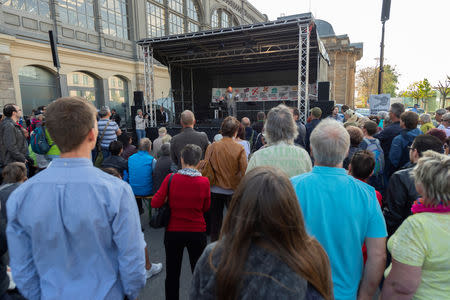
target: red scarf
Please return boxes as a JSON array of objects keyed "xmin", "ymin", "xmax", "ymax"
[{"xmin": 411, "ymin": 198, "xmax": 450, "ymax": 214}]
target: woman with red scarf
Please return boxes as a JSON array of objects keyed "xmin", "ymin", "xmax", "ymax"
[{"xmin": 381, "ymin": 151, "xmax": 450, "ymax": 299}]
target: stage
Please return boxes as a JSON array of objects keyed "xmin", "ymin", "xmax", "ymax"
[{"xmin": 137, "ymin": 13, "xmax": 330, "ymax": 126}]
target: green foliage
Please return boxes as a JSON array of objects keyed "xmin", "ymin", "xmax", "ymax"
[
  {"xmin": 356, "ymin": 64, "xmax": 400, "ymax": 104},
  {"xmin": 401, "ymin": 79, "xmax": 436, "ymax": 111}
]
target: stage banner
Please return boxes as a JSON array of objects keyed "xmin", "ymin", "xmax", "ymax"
[{"xmin": 212, "ymin": 86, "xmax": 298, "ymax": 102}]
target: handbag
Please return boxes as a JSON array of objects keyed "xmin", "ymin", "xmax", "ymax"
[
  {"xmin": 94, "ymin": 120, "xmax": 111, "ymax": 167},
  {"xmin": 150, "ymin": 173, "xmax": 174, "ymax": 228},
  {"xmin": 197, "ymin": 143, "xmax": 216, "ymax": 185}
]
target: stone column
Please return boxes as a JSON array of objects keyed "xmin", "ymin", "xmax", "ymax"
[
  {"xmin": 0, "ymin": 35, "xmax": 16, "ymax": 107},
  {"xmin": 59, "ymin": 73, "xmax": 69, "ymax": 97},
  {"xmin": 98, "ymin": 78, "xmax": 109, "ymax": 108}
]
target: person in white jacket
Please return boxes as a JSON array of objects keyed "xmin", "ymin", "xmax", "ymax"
[{"xmin": 135, "ymin": 109, "xmax": 148, "ymax": 142}]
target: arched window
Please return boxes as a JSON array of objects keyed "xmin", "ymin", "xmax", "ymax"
[
  {"xmin": 57, "ymin": 0, "xmax": 95, "ymax": 30},
  {"xmin": 67, "ymin": 71, "xmax": 98, "ymax": 107},
  {"xmin": 2, "ymin": 0, "xmax": 51, "ymax": 18},
  {"xmin": 100, "ymin": 0, "xmax": 129, "ymax": 39},
  {"xmin": 221, "ymin": 12, "xmax": 229, "ymax": 28},
  {"xmin": 211, "ymin": 10, "xmax": 219, "ymax": 28},
  {"xmin": 146, "ymin": 0, "xmax": 201, "ymax": 37},
  {"xmin": 108, "ymin": 76, "xmax": 129, "ymax": 126},
  {"xmin": 19, "ymin": 66, "xmax": 57, "ymax": 115},
  {"xmin": 211, "ymin": 9, "xmax": 232, "ymax": 29}
]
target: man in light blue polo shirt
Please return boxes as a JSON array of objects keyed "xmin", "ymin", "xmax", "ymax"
[{"xmin": 291, "ymin": 119, "xmax": 387, "ymax": 300}]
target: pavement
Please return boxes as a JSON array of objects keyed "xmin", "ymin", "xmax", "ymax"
[{"xmin": 138, "ymin": 208, "xmax": 195, "ymax": 300}]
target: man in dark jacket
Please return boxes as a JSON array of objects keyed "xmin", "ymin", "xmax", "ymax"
[
  {"xmin": 389, "ymin": 111, "xmax": 422, "ymax": 172},
  {"xmin": 0, "ymin": 104, "xmax": 29, "ymax": 171},
  {"xmin": 152, "ymin": 143, "xmax": 176, "ymax": 193},
  {"xmin": 110, "ymin": 109, "xmax": 121, "ymax": 126},
  {"xmin": 0, "ymin": 162, "xmax": 27, "ymax": 299},
  {"xmin": 292, "ymin": 107, "xmax": 306, "ymax": 148},
  {"xmin": 305, "ymin": 107, "xmax": 322, "ymax": 153},
  {"xmin": 374, "ymin": 103, "xmax": 404, "ymax": 178},
  {"xmin": 251, "ymin": 111, "xmax": 265, "ymax": 134},
  {"xmin": 383, "ymin": 134, "xmax": 443, "ymax": 236},
  {"xmin": 241, "ymin": 117, "xmax": 256, "ymax": 150},
  {"xmin": 101, "ymin": 141, "xmax": 128, "ymax": 177},
  {"xmin": 170, "ymin": 110, "xmax": 209, "ymax": 169}
]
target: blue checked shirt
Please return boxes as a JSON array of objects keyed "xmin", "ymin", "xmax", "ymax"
[{"xmin": 6, "ymin": 158, "xmax": 146, "ymax": 300}]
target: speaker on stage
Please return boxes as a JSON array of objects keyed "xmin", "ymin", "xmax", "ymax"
[
  {"xmin": 310, "ymin": 101, "xmax": 335, "ymax": 119},
  {"xmin": 134, "ymin": 91, "xmax": 144, "ymax": 107},
  {"xmin": 318, "ymin": 82, "xmax": 331, "ymax": 101}
]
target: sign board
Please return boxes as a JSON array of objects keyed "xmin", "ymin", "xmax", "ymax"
[
  {"xmin": 368, "ymin": 94, "xmax": 391, "ymax": 114},
  {"xmin": 211, "ymin": 86, "xmax": 299, "ymax": 102}
]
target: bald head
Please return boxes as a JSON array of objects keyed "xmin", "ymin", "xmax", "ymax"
[
  {"xmin": 180, "ymin": 110, "xmax": 195, "ymax": 127},
  {"xmin": 241, "ymin": 117, "xmax": 251, "ymax": 127}
]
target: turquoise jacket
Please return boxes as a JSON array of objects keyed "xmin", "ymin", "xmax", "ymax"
[{"xmin": 128, "ymin": 151, "xmax": 155, "ymax": 196}]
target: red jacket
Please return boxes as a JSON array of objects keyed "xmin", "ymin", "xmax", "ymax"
[{"xmin": 152, "ymin": 173, "xmax": 210, "ymax": 232}]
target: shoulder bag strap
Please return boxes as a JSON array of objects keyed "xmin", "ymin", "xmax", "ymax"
[
  {"xmin": 166, "ymin": 173, "xmax": 174, "ymax": 204},
  {"xmin": 98, "ymin": 120, "xmax": 111, "ymax": 144}
]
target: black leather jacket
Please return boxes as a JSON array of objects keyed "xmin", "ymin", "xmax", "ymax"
[{"xmin": 383, "ymin": 163, "xmax": 419, "ymax": 236}]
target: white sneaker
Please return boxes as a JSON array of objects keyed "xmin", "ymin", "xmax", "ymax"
[{"xmin": 146, "ymin": 263, "xmax": 163, "ymax": 279}]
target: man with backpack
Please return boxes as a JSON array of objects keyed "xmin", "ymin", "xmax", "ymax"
[{"xmin": 360, "ymin": 120, "xmax": 385, "ymax": 193}]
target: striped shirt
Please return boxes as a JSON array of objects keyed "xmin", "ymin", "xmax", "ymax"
[{"xmin": 98, "ymin": 118, "xmax": 119, "ymax": 149}]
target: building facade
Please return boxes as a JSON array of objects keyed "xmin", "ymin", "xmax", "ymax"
[
  {"xmin": 316, "ymin": 20, "xmax": 363, "ymax": 108},
  {"xmin": 0, "ymin": 0, "xmax": 267, "ymax": 122}
]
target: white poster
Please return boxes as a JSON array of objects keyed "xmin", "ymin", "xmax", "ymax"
[{"xmin": 368, "ymin": 94, "xmax": 391, "ymax": 114}]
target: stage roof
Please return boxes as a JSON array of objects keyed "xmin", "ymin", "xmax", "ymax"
[{"xmin": 137, "ymin": 13, "xmax": 328, "ymax": 74}]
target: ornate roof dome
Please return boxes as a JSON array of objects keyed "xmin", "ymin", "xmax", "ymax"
[{"xmin": 315, "ymin": 19, "xmax": 335, "ymax": 37}]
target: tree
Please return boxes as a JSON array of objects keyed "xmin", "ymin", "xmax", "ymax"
[
  {"xmin": 436, "ymin": 75, "xmax": 450, "ymax": 109},
  {"xmin": 401, "ymin": 79, "xmax": 435, "ymax": 111},
  {"xmin": 401, "ymin": 82, "xmax": 420, "ymax": 104},
  {"xmin": 356, "ymin": 64, "xmax": 400, "ymax": 105}
]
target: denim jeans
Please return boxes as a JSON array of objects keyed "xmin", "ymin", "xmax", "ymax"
[{"xmin": 136, "ymin": 129, "xmax": 146, "ymax": 142}]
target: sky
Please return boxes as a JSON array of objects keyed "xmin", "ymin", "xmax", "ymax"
[{"xmin": 249, "ymin": 0, "xmax": 450, "ymax": 92}]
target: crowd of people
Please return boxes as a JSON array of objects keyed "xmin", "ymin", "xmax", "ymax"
[{"xmin": 0, "ymin": 97, "xmax": 449, "ymax": 300}]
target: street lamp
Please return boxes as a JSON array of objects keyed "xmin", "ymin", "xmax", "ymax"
[{"xmin": 378, "ymin": 0, "xmax": 391, "ymax": 94}]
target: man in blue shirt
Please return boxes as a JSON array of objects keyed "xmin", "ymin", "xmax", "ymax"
[
  {"xmin": 291, "ymin": 119, "xmax": 387, "ymax": 300},
  {"xmin": 6, "ymin": 97, "xmax": 146, "ymax": 300}
]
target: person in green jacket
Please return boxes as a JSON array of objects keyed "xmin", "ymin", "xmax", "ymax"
[{"xmin": 419, "ymin": 113, "xmax": 435, "ymax": 134}]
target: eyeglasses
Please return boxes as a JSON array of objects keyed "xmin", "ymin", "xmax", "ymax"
[{"xmin": 408, "ymin": 146, "xmax": 416, "ymax": 151}]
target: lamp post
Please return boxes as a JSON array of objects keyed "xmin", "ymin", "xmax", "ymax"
[{"xmin": 378, "ymin": 0, "xmax": 391, "ymax": 94}]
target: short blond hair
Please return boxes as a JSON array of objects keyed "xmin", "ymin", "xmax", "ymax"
[{"xmin": 413, "ymin": 150, "xmax": 450, "ymax": 206}]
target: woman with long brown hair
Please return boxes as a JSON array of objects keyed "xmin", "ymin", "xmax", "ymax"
[{"xmin": 190, "ymin": 166, "xmax": 333, "ymax": 300}]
